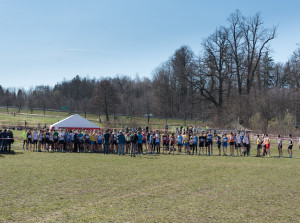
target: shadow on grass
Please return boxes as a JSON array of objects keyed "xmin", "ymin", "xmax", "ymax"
[
  {"xmin": 0, "ymin": 150, "xmax": 24, "ymax": 156},
  {"xmin": 257, "ymin": 155, "xmax": 295, "ymax": 159},
  {"xmin": 140, "ymin": 155, "xmax": 159, "ymax": 159}
]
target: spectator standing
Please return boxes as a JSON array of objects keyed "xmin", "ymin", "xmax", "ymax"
[
  {"xmin": 117, "ymin": 130, "xmax": 125, "ymax": 155},
  {"xmin": 103, "ymin": 130, "xmax": 110, "ymax": 154},
  {"xmin": 131, "ymin": 131, "xmax": 138, "ymax": 157},
  {"xmin": 0, "ymin": 130, "xmax": 3, "ymax": 151},
  {"xmin": 73, "ymin": 131, "xmax": 79, "ymax": 153},
  {"xmin": 2, "ymin": 130, "xmax": 7, "ymax": 152},
  {"xmin": 137, "ymin": 131, "xmax": 143, "ymax": 154},
  {"xmin": 6, "ymin": 129, "xmax": 14, "ymax": 153}
]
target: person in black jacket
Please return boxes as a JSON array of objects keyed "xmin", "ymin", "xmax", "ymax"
[
  {"xmin": 2, "ymin": 130, "xmax": 7, "ymax": 152},
  {"xmin": 130, "ymin": 131, "xmax": 138, "ymax": 157},
  {"xmin": 73, "ymin": 131, "xmax": 79, "ymax": 153},
  {"xmin": 6, "ymin": 129, "xmax": 14, "ymax": 153},
  {"xmin": 0, "ymin": 130, "xmax": 3, "ymax": 151},
  {"xmin": 103, "ymin": 130, "xmax": 111, "ymax": 154}
]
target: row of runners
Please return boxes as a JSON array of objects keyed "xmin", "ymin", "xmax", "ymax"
[{"xmin": 21, "ymin": 128, "xmax": 296, "ymax": 158}]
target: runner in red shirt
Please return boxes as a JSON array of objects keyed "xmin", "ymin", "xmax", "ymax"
[
  {"xmin": 169, "ymin": 133, "xmax": 175, "ymax": 154},
  {"xmin": 142, "ymin": 130, "xmax": 147, "ymax": 153}
]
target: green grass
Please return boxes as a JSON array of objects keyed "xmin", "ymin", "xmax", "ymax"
[
  {"xmin": 0, "ymin": 108, "xmax": 204, "ymax": 131},
  {"xmin": 0, "ymin": 141, "xmax": 300, "ymax": 222}
]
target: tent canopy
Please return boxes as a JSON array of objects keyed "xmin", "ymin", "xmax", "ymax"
[{"xmin": 49, "ymin": 114, "xmax": 101, "ymax": 130}]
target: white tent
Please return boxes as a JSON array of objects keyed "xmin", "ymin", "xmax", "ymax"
[{"xmin": 49, "ymin": 114, "xmax": 101, "ymax": 130}]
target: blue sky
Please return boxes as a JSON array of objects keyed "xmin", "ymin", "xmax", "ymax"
[{"xmin": 0, "ymin": 0, "xmax": 299, "ymax": 89}]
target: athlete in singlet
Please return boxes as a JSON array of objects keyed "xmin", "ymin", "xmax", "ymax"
[
  {"xmin": 229, "ymin": 132, "xmax": 235, "ymax": 156},
  {"xmin": 142, "ymin": 130, "xmax": 147, "ymax": 153},
  {"xmin": 193, "ymin": 133, "xmax": 198, "ymax": 155},
  {"xmin": 277, "ymin": 135, "xmax": 282, "ymax": 158},
  {"xmin": 236, "ymin": 133, "xmax": 242, "ymax": 156},
  {"xmin": 33, "ymin": 129, "xmax": 39, "ymax": 151},
  {"xmin": 91, "ymin": 131, "xmax": 97, "ymax": 152},
  {"xmin": 199, "ymin": 132, "xmax": 205, "ymax": 155},
  {"xmin": 256, "ymin": 134, "xmax": 261, "ymax": 157},
  {"xmin": 265, "ymin": 134, "xmax": 271, "ymax": 157},
  {"xmin": 288, "ymin": 134, "xmax": 293, "ymax": 158},
  {"xmin": 162, "ymin": 132, "xmax": 168, "ymax": 154},
  {"xmin": 177, "ymin": 132, "xmax": 183, "ymax": 154},
  {"xmin": 38, "ymin": 130, "xmax": 44, "ymax": 152},
  {"xmin": 155, "ymin": 130, "xmax": 161, "ymax": 154},
  {"xmin": 170, "ymin": 133, "xmax": 175, "ymax": 154},
  {"xmin": 97, "ymin": 130, "xmax": 103, "ymax": 152},
  {"xmin": 222, "ymin": 134, "xmax": 228, "ymax": 156}
]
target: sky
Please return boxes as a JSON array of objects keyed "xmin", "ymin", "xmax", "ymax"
[{"xmin": 0, "ymin": 0, "xmax": 299, "ymax": 90}]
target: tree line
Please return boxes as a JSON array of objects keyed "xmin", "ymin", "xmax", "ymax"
[{"xmin": 0, "ymin": 10, "xmax": 300, "ymax": 134}]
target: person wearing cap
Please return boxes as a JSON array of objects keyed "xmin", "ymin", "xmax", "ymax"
[{"xmin": 117, "ymin": 130, "xmax": 125, "ymax": 155}]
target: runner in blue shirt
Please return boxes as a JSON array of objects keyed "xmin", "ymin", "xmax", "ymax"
[
  {"xmin": 137, "ymin": 131, "xmax": 143, "ymax": 154},
  {"xmin": 208, "ymin": 130, "xmax": 213, "ymax": 155},
  {"xmin": 177, "ymin": 132, "xmax": 183, "ymax": 154},
  {"xmin": 193, "ymin": 133, "xmax": 198, "ymax": 155},
  {"xmin": 223, "ymin": 133, "xmax": 228, "ymax": 156},
  {"xmin": 149, "ymin": 132, "xmax": 153, "ymax": 154}
]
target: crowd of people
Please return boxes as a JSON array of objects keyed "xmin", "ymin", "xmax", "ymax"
[
  {"xmin": 0, "ymin": 129, "xmax": 14, "ymax": 153},
  {"xmin": 19, "ymin": 127, "xmax": 298, "ymax": 158}
]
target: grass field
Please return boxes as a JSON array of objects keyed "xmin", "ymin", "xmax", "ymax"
[
  {"xmin": 0, "ymin": 108, "xmax": 204, "ymax": 132},
  {"xmin": 1, "ymin": 140, "xmax": 300, "ymax": 222}
]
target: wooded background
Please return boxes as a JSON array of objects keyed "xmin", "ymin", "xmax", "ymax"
[{"xmin": 1, "ymin": 10, "xmax": 299, "ymax": 134}]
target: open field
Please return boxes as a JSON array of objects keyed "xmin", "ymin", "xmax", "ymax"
[
  {"xmin": 0, "ymin": 108, "xmax": 204, "ymax": 132},
  {"xmin": 1, "ymin": 142, "xmax": 300, "ymax": 222}
]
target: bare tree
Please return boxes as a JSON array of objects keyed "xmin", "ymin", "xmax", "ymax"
[
  {"xmin": 242, "ymin": 12, "xmax": 277, "ymax": 94},
  {"xmin": 16, "ymin": 89, "xmax": 25, "ymax": 113},
  {"xmin": 227, "ymin": 9, "xmax": 246, "ymax": 95},
  {"xmin": 202, "ymin": 26, "xmax": 231, "ymax": 114},
  {"xmin": 91, "ymin": 79, "xmax": 120, "ymax": 122}
]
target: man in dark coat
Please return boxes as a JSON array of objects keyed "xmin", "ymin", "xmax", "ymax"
[{"xmin": 6, "ymin": 129, "xmax": 14, "ymax": 153}]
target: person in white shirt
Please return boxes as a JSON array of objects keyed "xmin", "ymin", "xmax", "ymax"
[
  {"xmin": 58, "ymin": 129, "xmax": 65, "ymax": 152},
  {"xmin": 278, "ymin": 135, "xmax": 283, "ymax": 158},
  {"xmin": 243, "ymin": 133, "xmax": 250, "ymax": 156},
  {"xmin": 236, "ymin": 133, "xmax": 242, "ymax": 156},
  {"xmin": 33, "ymin": 129, "xmax": 39, "ymax": 152}
]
